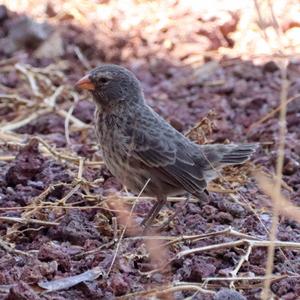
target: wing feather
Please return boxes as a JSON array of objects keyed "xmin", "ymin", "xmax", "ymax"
[{"xmin": 125, "ymin": 107, "xmax": 207, "ymax": 194}]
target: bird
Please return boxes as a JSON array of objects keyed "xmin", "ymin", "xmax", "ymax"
[{"xmin": 75, "ymin": 64, "xmax": 257, "ymax": 229}]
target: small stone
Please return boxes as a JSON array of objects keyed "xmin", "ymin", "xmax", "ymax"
[
  {"xmin": 110, "ymin": 274, "xmax": 129, "ymax": 296},
  {"xmin": 5, "ymin": 139, "xmax": 44, "ymax": 186},
  {"xmin": 223, "ymin": 201, "xmax": 245, "ymax": 217},
  {"xmin": 214, "ymin": 211, "xmax": 233, "ymax": 224},
  {"xmin": 202, "ymin": 205, "xmax": 217, "ymax": 216},
  {"xmin": 214, "ymin": 288, "xmax": 246, "ymax": 300},
  {"xmin": 49, "ymin": 210, "xmax": 101, "ymax": 245},
  {"xmin": 38, "ymin": 243, "xmax": 71, "ymax": 272},
  {"xmin": 0, "ymin": 5, "xmax": 8, "ymax": 23},
  {"xmin": 3, "ymin": 16, "xmax": 52, "ymax": 53},
  {"xmin": 190, "ymin": 261, "xmax": 216, "ymax": 280},
  {"xmin": 283, "ymin": 157, "xmax": 299, "ymax": 175},
  {"xmin": 77, "ymin": 282, "xmax": 104, "ymax": 299},
  {"xmin": 45, "ymin": 2, "xmax": 57, "ymax": 17},
  {"xmin": 5, "ymin": 281, "xmax": 40, "ymax": 300},
  {"xmin": 263, "ymin": 61, "xmax": 279, "ymax": 73},
  {"xmin": 35, "ymin": 31, "xmax": 64, "ymax": 59}
]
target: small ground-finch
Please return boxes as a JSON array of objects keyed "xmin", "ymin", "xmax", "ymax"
[{"xmin": 75, "ymin": 65, "xmax": 257, "ymax": 228}]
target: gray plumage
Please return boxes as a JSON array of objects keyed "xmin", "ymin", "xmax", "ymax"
[{"xmin": 76, "ymin": 64, "xmax": 257, "ymax": 228}]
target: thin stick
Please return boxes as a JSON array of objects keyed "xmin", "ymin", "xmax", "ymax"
[
  {"xmin": 0, "ymin": 56, "xmax": 20, "ymax": 66},
  {"xmin": 58, "ymin": 184, "xmax": 81, "ymax": 205},
  {"xmin": 0, "ymin": 94, "xmax": 32, "ymax": 105},
  {"xmin": 64, "ymin": 105, "xmax": 74, "ymax": 146},
  {"xmin": 73, "ymin": 46, "xmax": 91, "ymax": 69},
  {"xmin": 0, "ymin": 205, "xmax": 126, "ymax": 213},
  {"xmin": 44, "ymin": 86, "xmax": 64, "ymax": 107},
  {"xmin": 77, "ymin": 158, "xmax": 84, "ymax": 180},
  {"xmin": 0, "ymin": 216, "xmax": 59, "ymax": 226},
  {"xmin": 178, "ymin": 239, "xmax": 300, "ymax": 259},
  {"xmin": 143, "ymin": 227, "xmax": 260, "ymax": 251},
  {"xmin": 1, "ymin": 108, "xmax": 51, "ymax": 131},
  {"xmin": 34, "ymin": 137, "xmax": 103, "ymax": 166},
  {"xmin": 0, "ymin": 238, "xmax": 31, "ymax": 256},
  {"xmin": 15, "ymin": 63, "xmax": 41, "ymax": 96},
  {"xmin": 119, "ymin": 283, "xmax": 214, "ymax": 299},
  {"xmin": 0, "ymin": 134, "xmax": 102, "ymax": 166},
  {"xmin": 253, "ymin": 0, "xmax": 270, "ymax": 42},
  {"xmin": 64, "ymin": 92, "xmax": 80, "ymax": 145},
  {"xmin": 56, "ymin": 108, "xmax": 89, "ymax": 129},
  {"xmin": 202, "ymin": 274, "xmax": 290, "ymax": 282},
  {"xmin": 229, "ymin": 243, "xmax": 252, "ymax": 288},
  {"xmin": 0, "ymin": 155, "xmax": 15, "ymax": 161},
  {"xmin": 0, "ymin": 131, "xmax": 22, "ymax": 143},
  {"xmin": 144, "ymin": 239, "xmax": 300, "ymax": 276},
  {"xmin": 262, "ymin": 60, "xmax": 289, "ymax": 300}
]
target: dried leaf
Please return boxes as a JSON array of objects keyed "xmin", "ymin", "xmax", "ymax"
[{"xmin": 38, "ymin": 267, "xmax": 104, "ymax": 292}]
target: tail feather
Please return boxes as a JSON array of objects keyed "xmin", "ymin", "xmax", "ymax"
[
  {"xmin": 196, "ymin": 143, "xmax": 258, "ymax": 183},
  {"xmin": 199, "ymin": 143, "xmax": 258, "ymax": 167},
  {"xmin": 220, "ymin": 143, "xmax": 258, "ymax": 165}
]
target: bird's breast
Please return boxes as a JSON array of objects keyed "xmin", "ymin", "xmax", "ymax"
[{"xmin": 95, "ymin": 110, "xmax": 131, "ymax": 177}]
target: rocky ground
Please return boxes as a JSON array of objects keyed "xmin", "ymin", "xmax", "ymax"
[{"xmin": 0, "ymin": 1, "xmax": 300, "ymax": 299}]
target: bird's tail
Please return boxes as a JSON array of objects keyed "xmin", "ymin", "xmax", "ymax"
[
  {"xmin": 218, "ymin": 143, "xmax": 258, "ymax": 165},
  {"xmin": 198, "ymin": 143, "xmax": 258, "ymax": 182}
]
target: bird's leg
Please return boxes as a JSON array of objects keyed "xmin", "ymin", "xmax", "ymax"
[
  {"xmin": 141, "ymin": 196, "xmax": 167, "ymax": 230},
  {"xmin": 159, "ymin": 193, "xmax": 191, "ymax": 231}
]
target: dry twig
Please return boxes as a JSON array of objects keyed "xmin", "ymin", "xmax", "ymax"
[
  {"xmin": 0, "ymin": 216, "xmax": 59, "ymax": 226},
  {"xmin": 143, "ymin": 238, "xmax": 300, "ymax": 276},
  {"xmin": 262, "ymin": 59, "xmax": 289, "ymax": 300}
]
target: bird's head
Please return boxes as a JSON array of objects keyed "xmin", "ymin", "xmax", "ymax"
[{"xmin": 75, "ymin": 64, "xmax": 144, "ymax": 111}]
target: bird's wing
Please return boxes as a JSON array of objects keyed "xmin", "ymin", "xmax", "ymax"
[{"xmin": 125, "ymin": 106, "xmax": 207, "ymax": 195}]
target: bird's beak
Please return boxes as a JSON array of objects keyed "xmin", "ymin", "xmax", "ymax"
[{"xmin": 75, "ymin": 74, "xmax": 95, "ymax": 91}]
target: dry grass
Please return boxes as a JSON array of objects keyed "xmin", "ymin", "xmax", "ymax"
[
  {"xmin": 253, "ymin": 1, "xmax": 291, "ymax": 299},
  {"xmin": 261, "ymin": 59, "xmax": 289, "ymax": 300}
]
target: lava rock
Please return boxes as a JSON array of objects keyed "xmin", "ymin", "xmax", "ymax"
[
  {"xmin": 2, "ymin": 16, "xmax": 52, "ymax": 53},
  {"xmin": 5, "ymin": 281, "xmax": 40, "ymax": 300},
  {"xmin": 214, "ymin": 288, "xmax": 246, "ymax": 300},
  {"xmin": 5, "ymin": 139, "xmax": 44, "ymax": 186},
  {"xmin": 0, "ymin": 5, "xmax": 8, "ymax": 23}
]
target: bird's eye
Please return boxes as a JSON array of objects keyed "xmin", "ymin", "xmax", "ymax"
[{"xmin": 99, "ymin": 77, "xmax": 109, "ymax": 84}]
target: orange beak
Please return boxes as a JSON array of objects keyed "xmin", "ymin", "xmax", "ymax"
[{"xmin": 75, "ymin": 74, "xmax": 95, "ymax": 91}]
